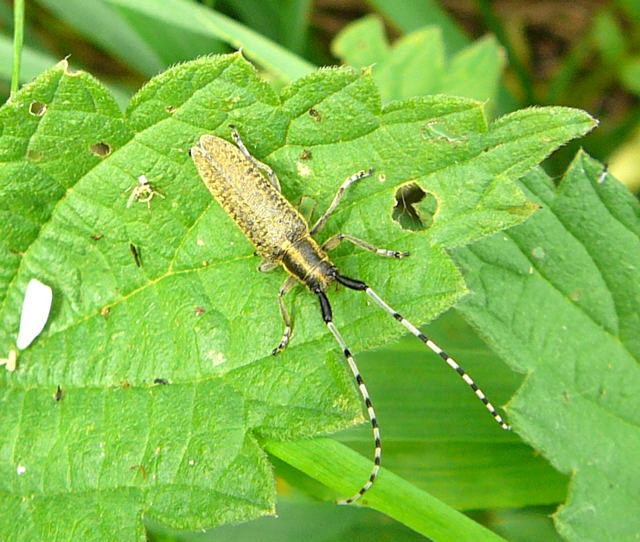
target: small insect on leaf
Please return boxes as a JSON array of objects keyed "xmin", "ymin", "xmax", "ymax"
[
  {"xmin": 54, "ymin": 385, "xmax": 63, "ymax": 402},
  {"xmin": 130, "ymin": 244, "xmax": 142, "ymax": 267},
  {"xmin": 16, "ymin": 279, "xmax": 53, "ymax": 350},
  {"xmin": 125, "ymin": 174, "xmax": 165, "ymax": 209}
]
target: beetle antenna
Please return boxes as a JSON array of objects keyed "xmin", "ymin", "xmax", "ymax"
[
  {"xmin": 334, "ymin": 274, "xmax": 511, "ymax": 431},
  {"xmin": 316, "ymin": 290, "xmax": 381, "ymax": 505}
]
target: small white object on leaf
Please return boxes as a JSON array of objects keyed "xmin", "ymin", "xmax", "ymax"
[
  {"xmin": 0, "ymin": 349, "xmax": 17, "ymax": 371},
  {"xmin": 16, "ymin": 278, "xmax": 53, "ymax": 350}
]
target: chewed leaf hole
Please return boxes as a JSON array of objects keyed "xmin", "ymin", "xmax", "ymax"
[
  {"xmin": 392, "ymin": 182, "xmax": 437, "ymax": 232},
  {"xmin": 90, "ymin": 142, "xmax": 111, "ymax": 157},
  {"xmin": 27, "ymin": 149, "xmax": 44, "ymax": 162},
  {"xmin": 29, "ymin": 101, "xmax": 47, "ymax": 116}
]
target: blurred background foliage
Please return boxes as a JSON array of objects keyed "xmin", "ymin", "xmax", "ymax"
[{"xmin": 1, "ymin": 1, "xmax": 637, "ymax": 541}]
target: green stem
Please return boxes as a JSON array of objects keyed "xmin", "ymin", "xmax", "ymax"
[
  {"xmin": 265, "ymin": 438, "xmax": 506, "ymax": 542},
  {"xmin": 11, "ymin": 0, "xmax": 25, "ymax": 97}
]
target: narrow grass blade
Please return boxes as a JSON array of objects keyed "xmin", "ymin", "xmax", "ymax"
[{"xmin": 266, "ymin": 438, "xmax": 507, "ymax": 542}]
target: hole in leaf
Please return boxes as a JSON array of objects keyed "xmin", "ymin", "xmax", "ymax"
[
  {"xmin": 27, "ymin": 149, "xmax": 44, "ymax": 162},
  {"xmin": 392, "ymin": 182, "xmax": 437, "ymax": 232},
  {"xmin": 90, "ymin": 142, "xmax": 111, "ymax": 157},
  {"xmin": 308, "ymin": 108, "xmax": 322, "ymax": 121},
  {"xmin": 29, "ymin": 101, "xmax": 47, "ymax": 116}
]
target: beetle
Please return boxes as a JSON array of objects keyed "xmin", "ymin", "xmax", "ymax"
[{"xmin": 190, "ymin": 127, "xmax": 510, "ymax": 504}]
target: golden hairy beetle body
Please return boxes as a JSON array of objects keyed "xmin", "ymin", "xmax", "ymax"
[{"xmin": 191, "ymin": 134, "xmax": 336, "ymax": 292}]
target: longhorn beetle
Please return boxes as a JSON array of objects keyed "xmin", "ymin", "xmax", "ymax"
[{"xmin": 190, "ymin": 127, "xmax": 510, "ymax": 504}]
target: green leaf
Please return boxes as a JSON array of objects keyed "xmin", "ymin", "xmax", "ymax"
[
  {"xmin": 219, "ymin": 0, "xmax": 312, "ymax": 56},
  {"xmin": 442, "ymin": 36, "xmax": 506, "ymax": 105},
  {"xmin": 0, "ymin": 55, "xmax": 593, "ymax": 539},
  {"xmin": 333, "ymin": 16, "xmax": 505, "ymax": 104},
  {"xmin": 273, "ymin": 0, "xmax": 312, "ymax": 56},
  {"xmin": 105, "ymin": 0, "xmax": 315, "ymax": 83},
  {"xmin": 453, "ymin": 152, "xmax": 640, "ymax": 541},
  {"xmin": 490, "ymin": 507, "xmax": 563, "ymax": 542},
  {"xmin": 0, "ymin": 33, "xmax": 133, "ymax": 110},
  {"xmin": 366, "ymin": 0, "xmax": 469, "ymax": 52},
  {"xmin": 616, "ymin": 0, "xmax": 640, "ymax": 25},
  {"xmin": 330, "ymin": 15, "xmax": 391, "ymax": 68},
  {"xmin": 592, "ymin": 9, "xmax": 626, "ymax": 65},
  {"xmin": 620, "ymin": 56, "xmax": 640, "ymax": 97},
  {"xmin": 36, "ymin": 0, "xmax": 314, "ymax": 84}
]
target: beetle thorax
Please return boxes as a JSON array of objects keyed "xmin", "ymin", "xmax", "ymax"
[{"xmin": 281, "ymin": 237, "xmax": 336, "ymax": 292}]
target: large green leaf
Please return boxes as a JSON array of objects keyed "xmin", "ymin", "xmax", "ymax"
[
  {"xmin": 0, "ymin": 54, "xmax": 594, "ymax": 539},
  {"xmin": 454, "ymin": 152, "xmax": 640, "ymax": 541},
  {"xmin": 333, "ymin": 15, "xmax": 505, "ymax": 105},
  {"xmin": 366, "ymin": 0, "xmax": 469, "ymax": 53}
]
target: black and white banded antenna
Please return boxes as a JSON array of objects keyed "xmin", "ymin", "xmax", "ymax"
[{"xmin": 325, "ymin": 272, "xmax": 510, "ymax": 505}]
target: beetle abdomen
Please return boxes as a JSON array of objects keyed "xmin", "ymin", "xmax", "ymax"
[{"xmin": 191, "ymin": 134, "xmax": 308, "ymax": 259}]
